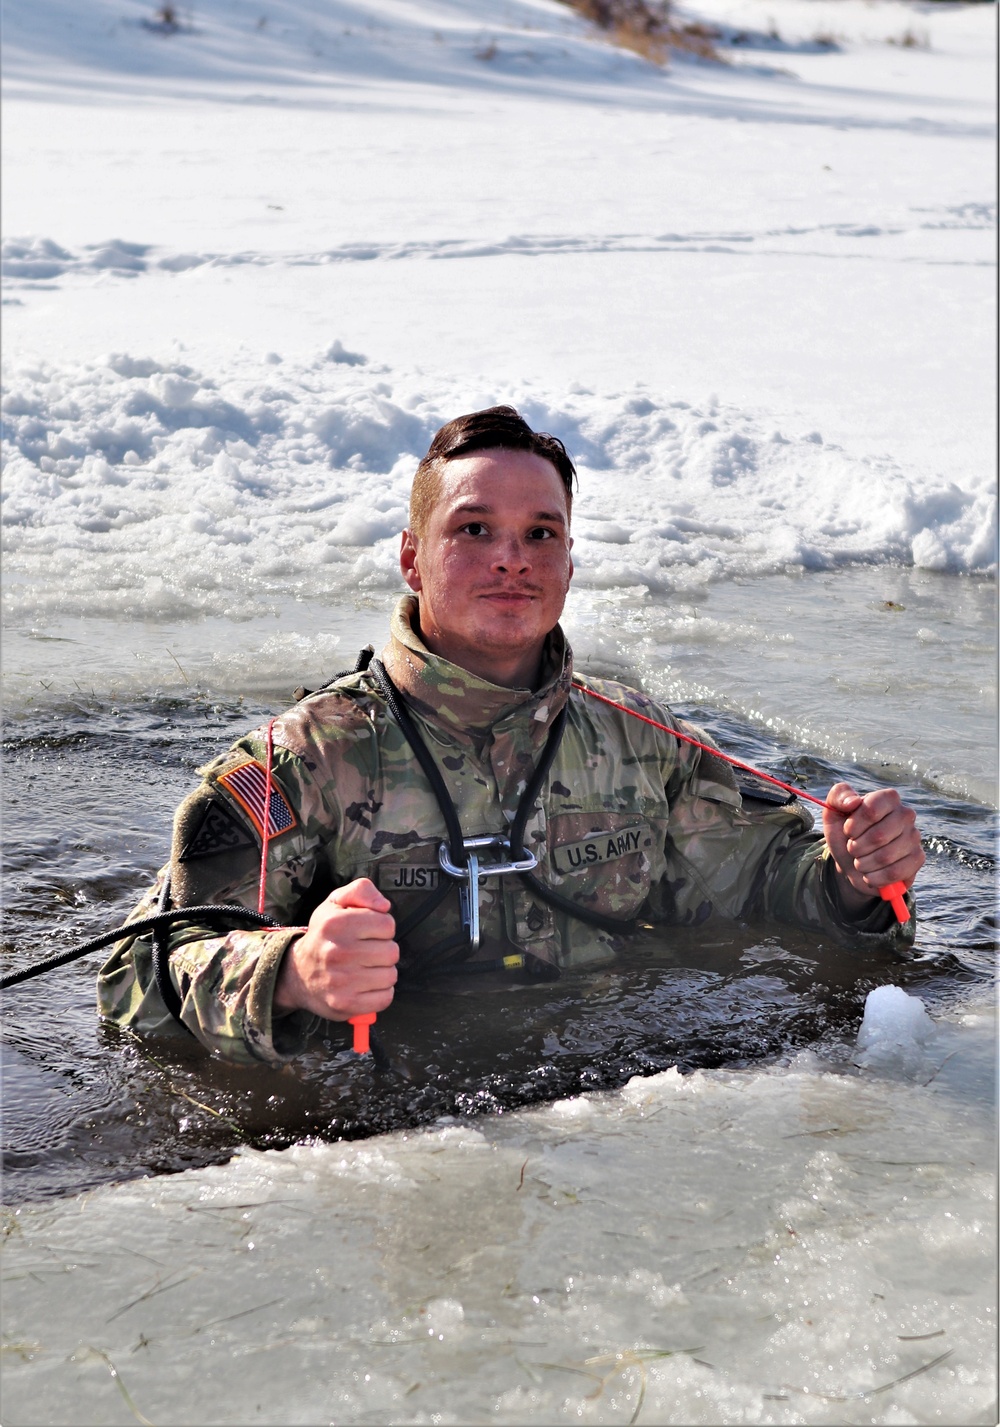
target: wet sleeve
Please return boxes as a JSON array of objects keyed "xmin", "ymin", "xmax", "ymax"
[
  {"xmin": 657, "ymin": 723, "xmax": 915, "ymax": 951},
  {"xmin": 97, "ymin": 739, "xmax": 333, "ymax": 1066}
]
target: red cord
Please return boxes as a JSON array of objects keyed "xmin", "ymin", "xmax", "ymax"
[
  {"xmin": 254, "ymin": 686, "xmax": 908, "ymax": 936},
  {"xmin": 257, "ymin": 717, "xmax": 276, "ymax": 916},
  {"xmin": 573, "ymin": 680, "xmax": 833, "ymax": 810},
  {"xmin": 573, "ymin": 680, "xmax": 910, "ymax": 922},
  {"xmin": 256, "ymin": 716, "xmax": 380, "ymax": 1037}
]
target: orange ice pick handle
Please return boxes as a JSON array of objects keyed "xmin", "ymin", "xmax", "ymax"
[
  {"xmin": 880, "ymin": 881, "xmax": 910, "ymax": 923},
  {"xmin": 349, "ymin": 1013, "xmax": 376, "ymax": 1054}
]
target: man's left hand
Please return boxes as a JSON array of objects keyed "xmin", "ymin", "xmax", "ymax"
[{"xmin": 822, "ymin": 782, "xmax": 925, "ymax": 915}]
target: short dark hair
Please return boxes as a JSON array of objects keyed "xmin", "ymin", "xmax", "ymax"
[{"xmin": 409, "ymin": 405, "xmax": 576, "ymax": 538}]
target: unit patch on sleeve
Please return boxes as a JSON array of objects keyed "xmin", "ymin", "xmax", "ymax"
[
  {"xmin": 216, "ymin": 760, "xmax": 298, "ymax": 840},
  {"xmin": 551, "ymin": 824, "xmax": 648, "ymax": 876},
  {"xmin": 178, "ymin": 798, "xmax": 258, "ymax": 862}
]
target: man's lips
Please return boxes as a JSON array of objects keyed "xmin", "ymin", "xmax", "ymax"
[{"xmin": 478, "ymin": 587, "xmax": 541, "ymax": 598}]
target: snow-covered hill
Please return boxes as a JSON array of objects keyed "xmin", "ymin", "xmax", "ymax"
[{"xmin": 4, "ymin": 0, "xmax": 649, "ymax": 99}]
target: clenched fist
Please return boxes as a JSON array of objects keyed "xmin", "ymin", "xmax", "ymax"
[
  {"xmin": 822, "ymin": 782, "xmax": 924, "ymax": 916},
  {"xmin": 273, "ymin": 878, "xmax": 398, "ymax": 1021}
]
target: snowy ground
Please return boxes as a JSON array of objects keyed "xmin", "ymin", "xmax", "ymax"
[
  {"xmin": 4, "ymin": 0, "xmax": 995, "ymax": 589},
  {"xmin": 2, "ymin": 1, "xmax": 997, "ymax": 1423}
]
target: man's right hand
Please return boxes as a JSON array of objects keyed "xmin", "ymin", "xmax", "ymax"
[{"xmin": 272, "ymin": 878, "xmax": 398, "ymax": 1022}]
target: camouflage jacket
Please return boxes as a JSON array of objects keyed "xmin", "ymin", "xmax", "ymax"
[{"xmin": 98, "ymin": 596, "xmax": 913, "ymax": 1065}]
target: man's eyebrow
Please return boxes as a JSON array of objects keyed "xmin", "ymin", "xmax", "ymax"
[{"xmin": 450, "ymin": 503, "xmax": 567, "ymax": 524}]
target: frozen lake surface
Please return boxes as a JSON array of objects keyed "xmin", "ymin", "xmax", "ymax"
[
  {"xmin": 1, "ymin": 0, "xmax": 996, "ymax": 1421},
  {"xmin": 2, "ymin": 1013, "xmax": 995, "ymax": 1426}
]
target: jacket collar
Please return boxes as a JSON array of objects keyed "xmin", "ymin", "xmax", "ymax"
[{"xmin": 380, "ymin": 595, "xmax": 573, "ymax": 739}]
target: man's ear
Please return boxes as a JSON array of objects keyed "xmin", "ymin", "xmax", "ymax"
[{"xmin": 399, "ymin": 529, "xmax": 422, "ymax": 592}]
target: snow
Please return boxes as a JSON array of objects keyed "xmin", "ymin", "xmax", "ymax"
[
  {"xmin": 2, "ymin": 0, "xmax": 639, "ymax": 101},
  {"xmin": 3, "ymin": 15, "xmax": 997, "ymax": 621},
  {"xmin": 3, "ymin": 0, "xmax": 995, "ymax": 518},
  {"xmin": 1, "ymin": 0, "xmax": 993, "ymax": 769},
  {"xmin": 4, "ymin": 349, "xmax": 994, "ymax": 625}
]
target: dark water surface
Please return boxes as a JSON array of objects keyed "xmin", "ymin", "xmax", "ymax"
[{"xmin": 2, "ymin": 690, "xmax": 994, "ymax": 1206}]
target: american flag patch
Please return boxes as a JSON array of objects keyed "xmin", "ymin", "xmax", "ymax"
[{"xmin": 217, "ymin": 760, "xmax": 297, "ymax": 839}]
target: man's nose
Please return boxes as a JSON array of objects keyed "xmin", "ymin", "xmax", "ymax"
[{"xmin": 492, "ymin": 537, "xmax": 530, "ymax": 573}]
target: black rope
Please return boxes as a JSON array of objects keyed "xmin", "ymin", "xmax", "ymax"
[
  {"xmin": 293, "ymin": 645, "xmax": 375, "ymax": 702},
  {"xmin": 368, "ymin": 658, "xmax": 468, "ymax": 869},
  {"xmin": 0, "ymin": 905, "xmax": 281, "ymax": 991},
  {"xmin": 151, "ymin": 869, "xmax": 185, "ymax": 1023},
  {"xmin": 369, "ymin": 664, "xmax": 637, "ymax": 951},
  {"xmin": 4, "ymin": 901, "xmax": 397, "ymax": 1069},
  {"xmin": 506, "ymin": 703, "xmax": 638, "ymax": 938},
  {"xmin": 368, "ymin": 658, "xmax": 544, "ymax": 973},
  {"xmin": 507, "ymin": 704, "xmax": 569, "ymax": 856}
]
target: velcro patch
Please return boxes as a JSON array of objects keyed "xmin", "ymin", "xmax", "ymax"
[
  {"xmin": 178, "ymin": 798, "xmax": 257, "ymax": 862},
  {"xmin": 216, "ymin": 760, "xmax": 297, "ymax": 839},
  {"xmin": 734, "ymin": 770, "xmax": 795, "ymax": 806},
  {"xmin": 552, "ymin": 824, "xmax": 648, "ymax": 876},
  {"xmin": 379, "ymin": 864, "xmax": 442, "ymax": 893}
]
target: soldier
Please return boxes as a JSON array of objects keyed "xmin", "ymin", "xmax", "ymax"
[{"xmin": 98, "ymin": 406, "xmax": 925, "ymax": 1064}]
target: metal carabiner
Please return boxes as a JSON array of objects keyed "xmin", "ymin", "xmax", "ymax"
[{"xmin": 437, "ymin": 837, "xmax": 538, "ymax": 950}]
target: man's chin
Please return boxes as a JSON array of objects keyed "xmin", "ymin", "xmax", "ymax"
[
  {"xmin": 476, "ymin": 603, "xmax": 548, "ymax": 629},
  {"xmin": 465, "ymin": 617, "xmax": 549, "ymax": 655},
  {"xmin": 472, "ymin": 629, "xmax": 540, "ymax": 654}
]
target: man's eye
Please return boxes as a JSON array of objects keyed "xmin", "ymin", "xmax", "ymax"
[
  {"xmin": 462, "ymin": 522, "xmax": 487, "ymax": 536},
  {"xmin": 528, "ymin": 527, "xmax": 555, "ymax": 540}
]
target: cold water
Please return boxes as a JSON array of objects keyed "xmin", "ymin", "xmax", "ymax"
[{"xmin": 2, "ymin": 567, "xmax": 995, "ymax": 1424}]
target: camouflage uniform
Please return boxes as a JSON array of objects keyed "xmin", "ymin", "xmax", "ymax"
[{"xmin": 98, "ymin": 596, "xmax": 913, "ymax": 1065}]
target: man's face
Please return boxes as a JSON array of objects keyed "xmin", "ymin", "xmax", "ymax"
[{"xmin": 399, "ymin": 448, "xmax": 574, "ymax": 687}]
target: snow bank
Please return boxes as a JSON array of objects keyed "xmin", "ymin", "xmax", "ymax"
[{"xmin": 2, "ymin": 348, "xmax": 993, "ymax": 622}]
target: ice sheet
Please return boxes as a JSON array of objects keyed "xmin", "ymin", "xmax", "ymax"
[{"xmin": 3, "ymin": 1021, "xmax": 995, "ymax": 1426}]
